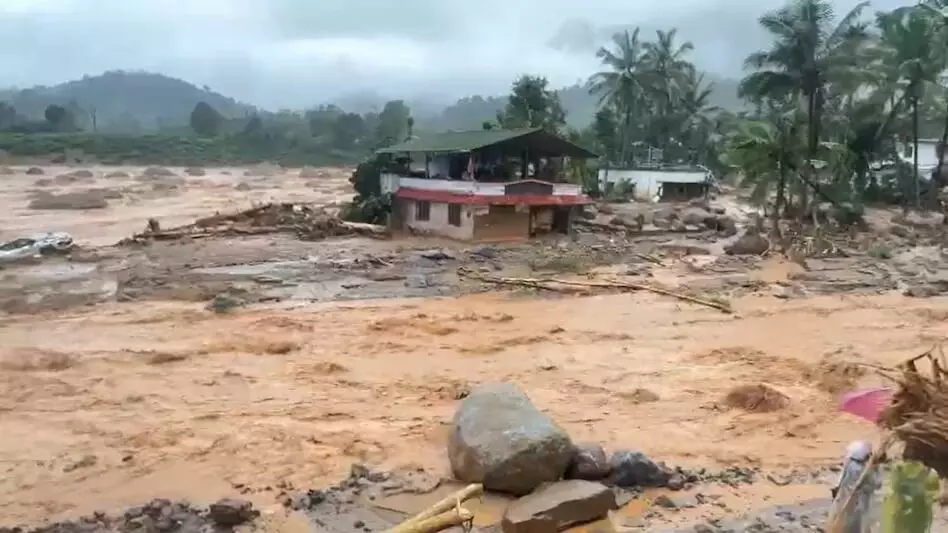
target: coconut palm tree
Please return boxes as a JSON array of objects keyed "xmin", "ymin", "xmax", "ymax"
[
  {"xmin": 642, "ymin": 29, "xmax": 695, "ymax": 152},
  {"xmin": 918, "ymin": 0, "xmax": 948, "ymax": 188},
  {"xmin": 588, "ymin": 28, "xmax": 650, "ymax": 165},
  {"xmin": 677, "ymin": 71, "xmax": 720, "ymax": 164},
  {"xmin": 876, "ymin": 7, "xmax": 944, "ymax": 207},
  {"xmin": 739, "ymin": 0, "xmax": 871, "ymax": 209},
  {"xmin": 726, "ymin": 102, "xmax": 807, "ymax": 234}
]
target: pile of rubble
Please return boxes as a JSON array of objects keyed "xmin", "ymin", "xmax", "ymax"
[
  {"xmin": 418, "ymin": 383, "xmax": 753, "ymax": 533},
  {"xmin": 119, "ymin": 203, "xmax": 387, "ymax": 245},
  {"xmin": 0, "ymin": 498, "xmax": 256, "ymax": 533},
  {"xmin": 577, "ymin": 201, "xmax": 741, "ymax": 237}
]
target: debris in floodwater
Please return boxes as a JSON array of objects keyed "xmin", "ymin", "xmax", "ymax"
[{"xmin": 119, "ymin": 203, "xmax": 388, "ymax": 245}]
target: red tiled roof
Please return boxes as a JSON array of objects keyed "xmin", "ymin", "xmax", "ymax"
[{"xmin": 395, "ymin": 187, "xmax": 591, "ymax": 206}]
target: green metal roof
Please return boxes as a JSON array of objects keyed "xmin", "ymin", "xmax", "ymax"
[{"xmin": 375, "ymin": 128, "xmax": 598, "ymax": 158}]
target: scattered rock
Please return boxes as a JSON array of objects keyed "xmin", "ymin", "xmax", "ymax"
[
  {"xmin": 142, "ymin": 166, "xmax": 176, "ymax": 178},
  {"xmin": 63, "ymin": 454, "xmax": 98, "ymax": 472},
  {"xmin": 565, "ymin": 443, "xmax": 611, "ymax": 481},
  {"xmin": 86, "ymin": 187, "xmax": 123, "ymax": 200},
  {"xmin": 299, "ymin": 166, "xmax": 324, "ymax": 178},
  {"xmin": 681, "ymin": 207, "xmax": 714, "ymax": 227},
  {"xmin": 420, "ymin": 249, "xmax": 455, "ymax": 261},
  {"xmin": 28, "ymin": 191, "xmax": 109, "ymax": 210},
  {"xmin": 666, "ymin": 474, "xmax": 686, "ymax": 491},
  {"xmin": 471, "ymin": 245, "xmax": 498, "ymax": 259},
  {"xmin": 904, "ymin": 285, "xmax": 944, "ymax": 298},
  {"xmin": 501, "ymin": 480, "xmax": 617, "ymax": 533},
  {"xmin": 0, "ymin": 166, "xmax": 15, "ymax": 175},
  {"xmin": 54, "ymin": 173, "xmax": 83, "ymax": 185},
  {"xmin": 670, "ymin": 220, "xmax": 688, "ymax": 232},
  {"xmin": 33, "ymin": 178, "xmax": 54, "ymax": 187},
  {"xmin": 724, "ymin": 230, "xmax": 770, "ymax": 255},
  {"xmin": 714, "ymin": 215, "xmax": 738, "ymax": 236},
  {"xmin": 653, "ymin": 494, "xmax": 699, "ymax": 510},
  {"xmin": 207, "ymin": 293, "xmax": 244, "ymax": 314},
  {"xmin": 597, "ymin": 204, "xmax": 615, "ymax": 215},
  {"xmin": 608, "ymin": 451, "xmax": 670, "ymax": 488},
  {"xmin": 656, "ymin": 242, "xmax": 712, "ymax": 256},
  {"xmin": 208, "ymin": 498, "xmax": 257, "ymax": 527},
  {"xmin": 68, "ymin": 169, "xmax": 95, "ymax": 178},
  {"xmin": 653, "ymin": 207, "xmax": 679, "ymax": 222},
  {"xmin": 104, "ymin": 171, "xmax": 130, "ymax": 179},
  {"xmin": 185, "ymin": 167, "xmax": 206, "ymax": 177},
  {"xmin": 25, "ymin": 167, "xmax": 45, "ymax": 175},
  {"xmin": 151, "ymin": 181, "xmax": 180, "ymax": 192},
  {"xmin": 244, "ymin": 162, "xmax": 282, "ymax": 177},
  {"xmin": 235, "ymin": 181, "xmax": 252, "ymax": 191},
  {"xmin": 448, "ymin": 383, "xmax": 574, "ymax": 495},
  {"xmin": 893, "ymin": 211, "xmax": 944, "ymax": 229},
  {"xmin": 723, "ymin": 383, "xmax": 789, "ymax": 413},
  {"xmin": 616, "ymin": 388, "xmax": 660, "ymax": 404}
]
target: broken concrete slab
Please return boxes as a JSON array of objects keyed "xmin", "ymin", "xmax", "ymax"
[
  {"xmin": 448, "ymin": 383, "xmax": 573, "ymax": 496},
  {"xmin": 501, "ymin": 480, "xmax": 617, "ymax": 533}
]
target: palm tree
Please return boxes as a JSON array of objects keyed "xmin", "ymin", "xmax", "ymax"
[
  {"xmin": 919, "ymin": 0, "xmax": 948, "ymax": 189},
  {"xmin": 726, "ymin": 103, "xmax": 806, "ymax": 234},
  {"xmin": 739, "ymin": 0, "xmax": 871, "ymax": 210},
  {"xmin": 876, "ymin": 7, "xmax": 944, "ymax": 207},
  {"xmin": 589, "ymin": 28, "xmax": 650, "ymax": 165},
  {"xmin": 677, "ymin": 71, "xmax": 720, "ymax": 164},
  {"xmin": 642, "ymin": 29, "xmax": 695, "ymax": 153}
]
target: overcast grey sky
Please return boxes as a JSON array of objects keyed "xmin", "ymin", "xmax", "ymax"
[{"xmin": 0, "ymin": 0, "xmax": 905, "ymax": 109}]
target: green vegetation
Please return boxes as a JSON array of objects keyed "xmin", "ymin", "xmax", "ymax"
[
  {"xmin": 880, "ymin": 461, "xmax": 941, "ymax": 533},
  {"xmin": 0, "ymin": 132, "xmax": 357, "ymax": 166}
]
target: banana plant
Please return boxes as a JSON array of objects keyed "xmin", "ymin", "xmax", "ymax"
[{"xmin": 880, "ymin": 460, "xmax": 941, "ymax": 533}]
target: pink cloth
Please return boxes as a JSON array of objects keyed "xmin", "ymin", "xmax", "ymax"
[{"xmin": 838, "ymin": 387, "xmax": 893, "ymax": 423}]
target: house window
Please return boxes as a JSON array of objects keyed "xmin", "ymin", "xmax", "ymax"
[
  {"xmin": 448, "ymin": 203, "xmax": 462, "ymax": 226},
  {"xmin": 415, "ymin": 200, "xmax": 430, "ymax": 221}
]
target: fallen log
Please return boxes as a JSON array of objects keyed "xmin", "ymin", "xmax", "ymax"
[
  {"xmin": 340, "ymin": 220, "xmax": 388, "ymax": 236},
  {"xmin": 388, "ymin": 508, "xmax": 474, "ymax": 533},
  {"xmin": 459, "ymin": 270, "xmax": 732, "ymax": 314},
  {"xmin": 388, "ymin": 483, "xmax": 482, "ymax": 533}
]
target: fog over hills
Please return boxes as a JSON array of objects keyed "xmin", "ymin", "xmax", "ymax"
[{"xmin": 1, "ymin": 0, "xmax": 904, "ymax": 127}]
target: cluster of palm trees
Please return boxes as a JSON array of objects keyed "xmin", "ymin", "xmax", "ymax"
[
  {"xmin": 588, "ymin": 0, "xmax": 948, "ymax": 224},
  {"xmin": 587, "ymin": 28, "xmax": 718, "ymax": 167}
]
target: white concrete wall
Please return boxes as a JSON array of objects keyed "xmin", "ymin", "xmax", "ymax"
[
  {"xmin": 598, "ymin": 169, "xmax": 709, "ymax": 201},
  {"xmin": 898, "ymin": 140, "xmax": 942, "ymax": 173},
  {"xmin": 404, "ymin": 200, "xmax": 474, "ymax": 240}
]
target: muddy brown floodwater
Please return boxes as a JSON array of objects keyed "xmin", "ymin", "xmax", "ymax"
[
  {"xmin": 2, "ymin": 289, "xmax": 947, "ymax": 524},
  {"xmin": 1, "ymin": 164, "xmax": 947, "ymax": 530}
]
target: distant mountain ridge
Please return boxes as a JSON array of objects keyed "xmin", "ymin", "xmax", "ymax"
[
  {"xmin": 0, "ymin": 71, "xmax": 256, "ymax": 133},
  {"xmin": 0, "ymin": 70, "xmax": 743, "ymax": 135}
]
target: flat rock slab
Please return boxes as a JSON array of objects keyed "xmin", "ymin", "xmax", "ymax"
[{"xmin": 502, "ymin": 480, "xmax": 617, "ymax": 533}]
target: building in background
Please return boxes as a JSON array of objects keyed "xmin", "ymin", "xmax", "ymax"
[{"xmin": 377, "ymin": 128, "xmax": 597, "ymax": 242}]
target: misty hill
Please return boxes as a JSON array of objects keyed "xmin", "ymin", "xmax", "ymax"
[
  {"xmin": 0, "ymin": 71, "xmax": 256, "ymax": 133},
  {"xmin": 0, "ymin": 70, "xmax": 743, "ymax": 136},
  {"xmin": 421, "ymin": 76, "xmax": 743, "ymax": 132}
]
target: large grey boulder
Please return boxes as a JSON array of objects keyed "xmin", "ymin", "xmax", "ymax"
[
  {"xmin": 725, "ymin": 230, "xmax": 770, "ymax": 255},
  {"xmin": 448, "ymin": 383, "xmax": 574, "ymax": 495}
]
